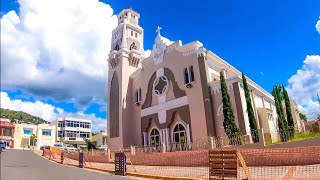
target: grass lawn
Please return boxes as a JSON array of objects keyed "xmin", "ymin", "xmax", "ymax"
[{"xmin": 266, "ymin": 131, "xmax": 320, "ymax": 145}]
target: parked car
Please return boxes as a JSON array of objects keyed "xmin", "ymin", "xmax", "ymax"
[
  {"xmin": 0, "ymin": 141, "xmax": 6, "ymax": 152},
  {"xmin": 40, "ymin": 145, "xmax": 50, "ymax": 150},
  {"xmin": 96, "ymin": 146, "xmax": 107, "ymax": 152},
  {"xmin": 53, "ymin": 143, "xmax": 64, "ymax": 150},
  {"xmin": 64, "ymin": 144, "xmax": 76, "ymax": 152}
]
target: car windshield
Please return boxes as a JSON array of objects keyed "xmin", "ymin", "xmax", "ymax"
[{"xmin": 54, "ymin": 144, "xmax": 62, "ymax": 147}]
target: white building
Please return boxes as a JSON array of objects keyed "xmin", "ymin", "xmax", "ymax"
[
  {"xmin": 52, "ymin": 117, "xmax": 92, "ymax": 147},
  {"xmin": 13, "ymin": 123, "xmax": 56, "ymax": 150}
]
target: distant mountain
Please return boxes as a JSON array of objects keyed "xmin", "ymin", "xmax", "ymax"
[{"xmin": 0, "ymin": 108, "xmax": 48, "ymax": 124}]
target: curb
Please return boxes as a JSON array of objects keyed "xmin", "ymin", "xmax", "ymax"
[{"xmin": 36, "ymin": 152, "xmax": 198, "ymax": 180}]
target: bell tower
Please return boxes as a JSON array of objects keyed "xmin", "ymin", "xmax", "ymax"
[{"xmin": 107, "ymin": 9, "xmax": 144, "ymax": 148}]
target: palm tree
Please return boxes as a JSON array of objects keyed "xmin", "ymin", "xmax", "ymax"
[{"xmin": 30, "ymin": 134, "xmax": 37, "ymax": 149}]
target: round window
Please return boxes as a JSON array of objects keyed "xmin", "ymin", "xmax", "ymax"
[{"xmin": 153, "ymin": 76, "xmax": 169, "ymax": 96}]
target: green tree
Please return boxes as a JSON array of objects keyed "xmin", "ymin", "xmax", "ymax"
[
  {"xmin": 220, "ymin": 71, "xmax": 241, "ymax": 145},
  {"xmin": 299, "ymin": 112, "xmax": 307, "ymax": 122},
  {"xmin": 242, "ymin": 73, "xmax": 259, "ymax": 142},
  {"xmin": 272, "ymin": 85, "xmax": 289, "ymax": 142},
  {"xmin": 282, "ymin": 84, "xmax": 295, "ymax": 138}
]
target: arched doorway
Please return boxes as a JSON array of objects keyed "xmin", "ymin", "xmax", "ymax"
[
  {"xmin": 171, "ymin": 122, "xmax": 189, "ymax": 151},
  {"xmin": 149, "ymin": 128, "xmax": 160, "ymax": 146},
  {"xmin": 149, "ymin": 128, "xmax": 161, "ymax": 152},
  {"xmin": 173, "ymin": 123, "xmax": 187, "ymax": 143}
]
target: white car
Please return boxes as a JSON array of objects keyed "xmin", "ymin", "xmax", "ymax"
[
  {"xmin": 53, "ymin": 143, "xmax": 64, "ymax": 150},
  {"xmin": 64, "ymin": 144, "xmax": 76, "ymax": 152}
]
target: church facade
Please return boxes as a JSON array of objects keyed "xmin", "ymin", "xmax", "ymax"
[{"xmin": 107, "ymin": 9, "xmax": 278, "ymax": 149}]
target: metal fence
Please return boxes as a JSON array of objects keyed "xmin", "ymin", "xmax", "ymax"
[{"xmin": 42, "ymin": 145, "xmax": 320, "ymax": 179}]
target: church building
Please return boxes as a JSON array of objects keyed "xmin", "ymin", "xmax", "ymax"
[{"xmin": 107, "ymin": 9, "xmax": 278, "ymax": 149}]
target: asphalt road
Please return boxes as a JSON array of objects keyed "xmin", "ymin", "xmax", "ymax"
[{"xmin": 0, "ymin": 149, "xmax": 134, "ymax": 180}]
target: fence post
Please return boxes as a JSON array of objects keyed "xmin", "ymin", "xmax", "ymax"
[
  {"xmin": 130, "ymin": 145, "xmax": 135, "ymax": 155},
  {"xmin": 79, "ymin": 152, "xmax": 84, "ymax": 168},
  {"xmin": 60, "ymin": 152, "xmax": 64, "ymax": 164},
  {"xmin": 258, "ymin": 128, "xmax": 265, "ymax": 147},
  {"xmin": 107, "ymin": 148, "xmax": 111, "ymax": 162},
  {"xmin": 210, "ymin": 137, "xmax": 215, "ymax": 149}
]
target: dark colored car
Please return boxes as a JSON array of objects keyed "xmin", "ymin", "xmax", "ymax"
[
  {"xmin": 0, "ymin": 141, "xmax": 5, "ymax": 152},
  {"xmin": 40, "ymin": 145, "xmax": 50, "ymax": 150}
]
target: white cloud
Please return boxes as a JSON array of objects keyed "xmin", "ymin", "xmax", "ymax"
[
  {"xmin": 0, "ymin": 0, "xmax": 118, "ymax": 108},
  {"xmin": 316, "ymin": 17, "xmax": 320, "ymax": 33},
  {"xmin": 1, "ymin": 91, "xmax": 56, "ymax": 121},
  {"xmin": 287, "ymin": 55, "xmax": 320, "ymax": 119},
  {"xmin": 1, "ymin": 91, "xmax": 106, "ymax": 133}
]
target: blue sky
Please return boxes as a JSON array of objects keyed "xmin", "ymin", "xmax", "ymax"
[{"xmin": 1, "ymin": 0, "xmax": 319, "ymax": 132}]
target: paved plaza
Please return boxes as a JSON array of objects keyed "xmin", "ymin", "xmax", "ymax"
[{"xmin": 0, "ymin": 150, "xmax": 135, "ymax": 180}]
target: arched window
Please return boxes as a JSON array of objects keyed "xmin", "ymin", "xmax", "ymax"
[
  {"xmin": 114, "ymin": 44, "xmax": 119, "ymax": 51},
  {"xmin": 190, "ymin": 66, "xmax": 195, "ymax": 82},
  {"xmin": 149, "ymin": 128, "xmax": 160, "ymax": 147},
  {"xmin": 184, "ymin": 66, "xmax": 195, "ymax": 84},
  {"xmin": 135, "ymin": 88, "xmax": 142, "ymax": 103},
  {"xmin": 130, "ymin": 42, "xmax": 137, "ymax": 50},
  {"xmin": 173, "ymin": 123, "xmax": 187, "ymax": 143},
  {"xmin": 184, "ymin": 68, "xmax": 189, "ymax": 84}
]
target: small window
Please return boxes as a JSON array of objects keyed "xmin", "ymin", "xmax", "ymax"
[
  {"xmin": 190, "ymin": 66, "xmax": 195, "ymax": 82},
  {"xmin": 42, "ymin": 130, "xmax": 51, "ymax": 136},
  {"xmin": 114, "ymin": 44, "xmax": 119, "ymax": 51},
  {"xmin": 135, "ymin": 88, "xmax": 142, "ymax": 103},
  {"xmin": 131, "ymin": 31, "xmax": 133, "ymax": 36},
  {"xmin": 184, "ymin": 66, "xmax": 195, "ymax": 84},
  {"xmin": 23, "ymin": 129, "xmax": 32, "ymax": 135},
  {"xmin": 184, "ymin": 68, "xmax": 189, "ymax": 84},
  {"xmin": 135, "ymin": 32, "xmax": 137, "ymax": 38},
  {"xmin": 130, "ymin": 42, "xmax": 137, "ymax": 50}
]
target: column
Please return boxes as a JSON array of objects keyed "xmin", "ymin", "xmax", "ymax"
[
  {"xmin": 51, "ymin": 127, "xmax": 55, "ymax": 146},
  {"xmin": 161, "ymin": 129, "xmax": 166, "ymax": 152},
  {"xmin": 251, "ymin": 91, "xmax": 261, "ymax": 129},
  {"xmin": 143, "ymin": 132, "xmax": 147, "ymax": 146},
  {"xmin": 121, "ymin": 23, "xmax": 127, "ymax": 48},
  {"xmin": 1, "ymin": 128, "xmax": 3, "ymax": 136},
  {"xmin": 186, "ymin": 124, "xmax": 191, "ymax": 149},
  {"xmin": 165, "ymin": 128, "xmax": 169, "ymax": 147},
  {"xmin": 37, "ymin": 128, "xmax": 42, "ymax": 150}
]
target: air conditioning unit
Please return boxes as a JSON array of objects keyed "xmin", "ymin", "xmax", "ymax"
[{"xmin": 186, "ymin": 83, "xmax": 192, "ymax": 88}]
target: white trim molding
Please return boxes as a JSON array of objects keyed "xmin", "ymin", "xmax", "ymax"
[{"xmin": 141, "ymin": 96, "xmax": 188, "ymax": 117}]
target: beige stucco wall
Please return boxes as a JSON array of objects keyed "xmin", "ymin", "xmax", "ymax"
[
  {"xmin": 14, "ymin": 124, "xmax": 37, "ymax": 149},
  {"xmin": 92, "ymin": 131, "xmax": 107, "ymax": 147},
  {"xmin": 13, "ymin": 123, "xmax": 55, "ymax": 149}
]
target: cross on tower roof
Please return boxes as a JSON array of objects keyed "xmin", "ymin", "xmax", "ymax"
[{"xmin": 156, "ymin": 26, "xmax": 162, "ymax": 36}]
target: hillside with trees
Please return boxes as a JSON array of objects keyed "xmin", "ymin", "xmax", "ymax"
[{"xmin": 0, "ymin": 108, "xmax": 48, "ymax": 124}]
